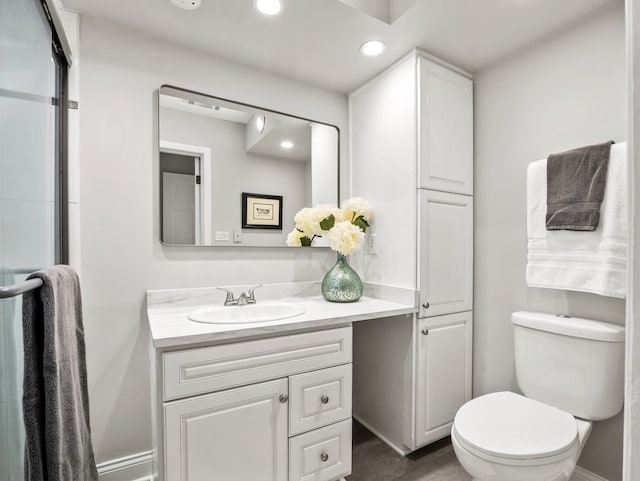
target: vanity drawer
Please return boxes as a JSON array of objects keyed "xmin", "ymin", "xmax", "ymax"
[
  {"xmin": 289, "ymin": 419, "xmax": 352, "ymax": 481},
  {"xmin": 163, "ymin": 326, "xmax": 352, "ymax": 400},
  {"xmin": 289, "ymin": 364, "xmax": 352, "ymax": 436}
]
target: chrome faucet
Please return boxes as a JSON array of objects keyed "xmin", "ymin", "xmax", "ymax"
[{"xmin": 217, "ymin": 284, "xmax": 262, "ymax": 306}]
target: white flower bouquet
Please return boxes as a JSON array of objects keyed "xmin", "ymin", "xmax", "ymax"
[{"xmin": 286, "ymin": 197, "xmax": 373, "ymax": 256}]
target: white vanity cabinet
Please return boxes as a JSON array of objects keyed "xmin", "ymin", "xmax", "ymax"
[
  {"xmin": 349, "ymin": 49, "xmax": 473, "ymax": 453},
  {"xmin": 153, "ymin": 326, "xmax": 353, "ymax": 481}
]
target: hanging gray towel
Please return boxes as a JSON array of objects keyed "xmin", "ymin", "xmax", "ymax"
[
  {"xmin": 22, "ymin": 265, "xmax": 98, "ymax": 481},
  {"xmin": 545, "ymin": 140, "xmax": 614, "ymax": 231}
]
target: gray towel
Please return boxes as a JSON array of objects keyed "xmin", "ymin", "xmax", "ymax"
[
  {"xmin": 545, "ymin": 141, "xmax": 614, "ymax": 231},
  {"xmin": 22, "ymin": 265, "xmax": 98, "ymax": 481}
]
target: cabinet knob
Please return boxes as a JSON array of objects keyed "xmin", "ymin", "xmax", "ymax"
[
  {"xmin": 320, "ymin": 395, "xmax": 329, "ymax": 404},
  {"xmin": 320, "ymin": 452, "xmax": 329, "ymax": 462},
  {"xmin": 279, "ymin": 394, "xmax": 289, "ymax": 403},
  {"xmin": 421, "ymin": 328, "xmax": 429, "ymax": 336},
  {"xmin": 422, "ymin": 302, "xmax": 430, "ymax": 309}
]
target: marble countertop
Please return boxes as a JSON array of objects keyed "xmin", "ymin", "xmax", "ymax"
[{"xmin": 147, "ymin": 282, "xmax": 418, "ymax": 348}]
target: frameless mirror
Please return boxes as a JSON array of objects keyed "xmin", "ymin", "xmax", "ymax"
[{"xmin": 158, "ymin": 85, "xmax": 339, "ymax": 247}]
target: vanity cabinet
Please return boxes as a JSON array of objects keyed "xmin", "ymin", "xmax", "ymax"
[
  {"xmin": 349, "ymin": 49, "xmax": 473, "ymax": 453},
  {"xmin": 153, "ymin": 326, "xmax": 353, "ymax": 481}
]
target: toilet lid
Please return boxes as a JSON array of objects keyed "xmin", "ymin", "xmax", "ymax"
[{"xmin": 453, "ymin": 391, "xmax": 578, "ymax": 460}]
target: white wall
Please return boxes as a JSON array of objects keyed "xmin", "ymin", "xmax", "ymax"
[
  {"xmin": 474, "ymin": 5, "xmax": 626, "ymax": 480},
  {"xmin": 78, "ymin": 17, "xmax": 348, "ymax": 464}
]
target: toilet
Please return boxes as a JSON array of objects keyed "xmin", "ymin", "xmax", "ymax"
[{"xmin": 452, "ymin": 311, "xmax": 625, "ymax": 481}]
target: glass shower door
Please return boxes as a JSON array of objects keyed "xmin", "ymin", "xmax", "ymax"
[{"xmin": 0, "ymin": 0, "xmax": 65, "ymax": 479}]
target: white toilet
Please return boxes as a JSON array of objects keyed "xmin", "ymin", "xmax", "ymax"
[{"xmin": 452, "ymin": 311, "xmax": 625, "ymax": 481}]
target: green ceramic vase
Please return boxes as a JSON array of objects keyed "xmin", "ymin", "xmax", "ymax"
[{"xmin": 321, "ymin": 254, "xmax": 363, "ymax": 302}]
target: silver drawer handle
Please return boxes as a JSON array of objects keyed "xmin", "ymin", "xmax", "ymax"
[
  {"xmin": 320, "ymin": 452, "xmax": 329, "ymax": 462},
  {"xmin": 422, "ymin": 302, "xmax": 430, "ymax": 309},
  {"xmin": 320, "ymin": 395, "xmax": 329, "ymax": 404},
  {"xmin": 421, "ymin": 328, "xmax": 429, "ymax": 336},
  {"xmin": 279, "ymin": 394, "xmax": 288, "ymax": 403}
]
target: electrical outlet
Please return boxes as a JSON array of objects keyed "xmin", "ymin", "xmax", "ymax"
[
  {"xmin": 233, "ymin": 230, "xmax": 242, "ymax": 243},
  {"xmin": 368, "ymin": 234, "xmax": 377, "ymax": 255},
  {"xmin": 215, "ymin": 231, "xmax": 230, "ymax": 242}
]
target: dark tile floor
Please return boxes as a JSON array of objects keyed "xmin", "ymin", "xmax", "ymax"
[{"xmin": 346, "ymin": 421, "xmax": 472, "ymax": 481}]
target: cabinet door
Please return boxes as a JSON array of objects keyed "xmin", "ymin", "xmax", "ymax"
[
  {"xmin": 415, "ymin": 312, "xmax": 472, "ymax": 447},
  {"xmin": 164, "ymin": 379, "xmax": 288, "ymax": 481},
  {"xmin": 419, "ymin": 190, "xmax": 473, "ymax": 317},
  {"xmin": 419, "ymin": 57, "xmax": 473, "ymax": 195}
]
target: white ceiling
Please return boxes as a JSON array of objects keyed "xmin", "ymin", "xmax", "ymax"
[{"xmin": 61, "ymin": 0, "xmax": 622, "ymax": 93}]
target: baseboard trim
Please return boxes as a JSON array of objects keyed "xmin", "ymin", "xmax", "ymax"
[
  {"xmin": 571, "ymin": 466, "xmax": 610, "ymax": 481},
  {"xmin": 353, "ymin": 414, "xmax": 413, "ymax": 456},
  {"xmin": 97, "ymin": 451, "xmax": 153, "ymax": 481}
]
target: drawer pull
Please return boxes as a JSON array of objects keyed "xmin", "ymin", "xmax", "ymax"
[
  {"xmin": 422, "ymin": 302, "xmax": 430, "ymax": 309},
  {"xmin": 279, "ymin": 394, "xmax": 289, "ymax": 403},
  {"xmin": 320, "ymin": 452, "xmax": 329, "ymax": 462},
  {"xmin": 320, "ymin": 395, "xmax": 329, "ymax": 404},
  {"xmin": 421, "ymin": 328, "xmax": 429, "ymax": 336}
]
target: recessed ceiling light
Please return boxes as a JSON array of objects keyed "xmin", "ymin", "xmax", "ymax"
[
  {"xmin": 281, "ymin": 140, "xmax": 294, "ymax": 149},
  {"xmin": 169, "ymin": 0, "xmax": 201, "ymax": 10},
  {"xmin": 256, "ymin": 116, "xmax": 266, "ymax": 133},
  {"xmin": 360, "ymin": 40, "xmax": 386, "ymax": 57},
  {"xmin": 254, "ymin": 0, "xmax": 283, "ymax": 16}
]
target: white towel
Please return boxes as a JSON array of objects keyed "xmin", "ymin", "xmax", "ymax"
[{"xmin": 526, "ymin": 142, "xmax": 627, "ymax": 298}]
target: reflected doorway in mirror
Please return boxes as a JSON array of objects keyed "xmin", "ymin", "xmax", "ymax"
[
  {"xmin": 159, "ymin": 140, "xmax": 213, "ymax": 245},
  {"xmin": 242, "ymin": 192, "xmax": 283, "ymax": 229}
]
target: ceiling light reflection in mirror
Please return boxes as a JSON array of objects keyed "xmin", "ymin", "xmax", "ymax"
[{"xmin": 254, "ymin": 0, "xmax": 283, "ymax": 16}]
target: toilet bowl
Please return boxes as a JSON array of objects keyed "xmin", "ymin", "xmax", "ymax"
[
  {"xmin": 451, "ymin": 392, "xmax": 592, "ymax": 481},
  {"xmin": 451, "ymin": 312, "xmax": 624, "ymax": 481}
]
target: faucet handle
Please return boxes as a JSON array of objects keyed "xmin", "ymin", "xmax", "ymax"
[
  {"xmin": 216, "ymin": 287, "xmax": 236, "ymax": 305},
  {"xmin": 247, "ymin": 284, "xmax": 263, "ymax": 302}
]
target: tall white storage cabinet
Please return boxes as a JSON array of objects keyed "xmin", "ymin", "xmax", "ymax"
[{"xmin": 350, "ymin": 50, "xmax": 473, "ymax": 453}]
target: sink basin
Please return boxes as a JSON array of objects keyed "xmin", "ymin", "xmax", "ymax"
[{"xmin": 188, "ymin": 301, "xmax": 306, "ymax": 324}]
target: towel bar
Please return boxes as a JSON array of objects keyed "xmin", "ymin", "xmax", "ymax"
[{"xmin": 0, "ymin": 278, "xmax": 43, "ymax": 299}]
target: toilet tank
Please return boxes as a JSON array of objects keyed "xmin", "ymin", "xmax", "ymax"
[{"xmin": 512, "ymin": 311, "xmax": 625, "ymax": 421}]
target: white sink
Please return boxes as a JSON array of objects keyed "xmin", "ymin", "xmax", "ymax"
[{"xmin": 188, "ymin": 301, "xmax": 306, "ymax": 324}]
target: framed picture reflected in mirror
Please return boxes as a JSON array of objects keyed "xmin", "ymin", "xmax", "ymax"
[{"xmin": 242, "ymin": 193, "xmax": 283, "ymax": 230}]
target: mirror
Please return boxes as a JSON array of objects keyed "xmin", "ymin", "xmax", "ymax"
[{"xmin": 158, "ymin": 85, "xmax": 339, "ymax": 247}]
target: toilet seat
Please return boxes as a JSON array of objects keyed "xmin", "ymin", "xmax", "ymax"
[{"xmin": 453, "ymin": 391, "xmax": 578, "ymax": 465}]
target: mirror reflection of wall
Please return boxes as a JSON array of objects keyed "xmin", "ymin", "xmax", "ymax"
[{"xmin": 158, "ymin": 86, "xmax": 339, "ymax": 247}]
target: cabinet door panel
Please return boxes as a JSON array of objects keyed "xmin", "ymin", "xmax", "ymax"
[
  {"xmin": 419, "ymin": 57, "xmax": 473, "ymax": 194},
  {"xmin": 416, "ymin": 312, "xmax": 472, "ymax": 447},
  {"xmin": 419, "ymin": 190, "xmax": 473, "ymax": 317},
  {"xmin": 164, "ymin": 379, "xmax": 288, "ymax": 481}
]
